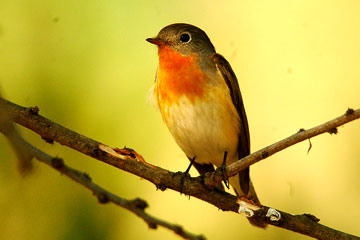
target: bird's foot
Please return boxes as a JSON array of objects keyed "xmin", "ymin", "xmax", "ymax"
[
  {"xmin": 218, "ymin": 151, "xmax": 230, "ymax": 189},
  {"xmin": 178, "ymin": 171, "xmax": 191, "ymax": 195},
  {"xmin": 179, "ymin": 156, "xmax": 196, "ymax": 194}
]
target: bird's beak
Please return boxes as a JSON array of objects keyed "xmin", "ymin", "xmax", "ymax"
[{"xmin": 146, "ymin": 37, "xmax": 164, "ymax": 46}]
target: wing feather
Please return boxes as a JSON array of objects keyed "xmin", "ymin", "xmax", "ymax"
[{"xmin": 212, "ymin": 53, "xmax": 250, "ymax": 195}]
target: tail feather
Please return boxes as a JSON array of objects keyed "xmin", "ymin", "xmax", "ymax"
[
  {"xmin": 230, "ymin": 170, "xmax": 268, "ymax": 228},
  {"xmin": 246, "ymin": 179, "xmax": 268, "ymax": 228}
]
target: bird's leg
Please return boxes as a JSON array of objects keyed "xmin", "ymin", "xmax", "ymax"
[
  {"xmin": 185, "ymin": 156, "xmax": 196, "ymax": 174},
  {"xmin": 219, "ymin": 151, "xmax": 230, "ymax": 189},
  {"xmin": 180, "ymin": 156, "xmax": 196, "ymax": 194}
]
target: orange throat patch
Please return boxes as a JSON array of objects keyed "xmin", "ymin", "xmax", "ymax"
[{"xmin": 156, "ymin": 45, "xmax": 207, "ymax": 105}]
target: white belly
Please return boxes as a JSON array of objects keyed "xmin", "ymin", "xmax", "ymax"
[{"xmin": 161, "ymin": 88, "xmax": 240, "ymax": 167}]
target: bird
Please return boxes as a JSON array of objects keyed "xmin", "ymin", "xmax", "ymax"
[{"xmin": 147, "ymin": 23, "xmax": 265, "ymax": 228}]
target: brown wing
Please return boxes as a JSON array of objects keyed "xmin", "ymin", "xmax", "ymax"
[{"xmin": 212, "ymin": 53, "xmax": 250, "ymax": 195}]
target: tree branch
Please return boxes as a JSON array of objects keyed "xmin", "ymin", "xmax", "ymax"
[
  {"xmin": 203, "ymin": 108, "xmax": 360, "ymax": 188},
  {"xmin": 0, "ymin": 108, "xmax": 205, "ymax": 240},
  {"xmin": 0, "ymin": 99, "xmax": 33, "ymax": 174},
  {"xmin": 1, "ymin": 97, "xmax": 359, "ymax": 240}
]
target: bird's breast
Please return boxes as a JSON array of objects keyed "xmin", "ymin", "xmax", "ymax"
[
  {"xmin": 156, "ymin": 45, "xmax": 208, "ymax": 105},
  {"xmin": 159, "ymin": 87, "xmax": 240, "ymax": 166}
]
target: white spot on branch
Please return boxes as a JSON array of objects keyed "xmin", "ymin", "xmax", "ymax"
[{"xmin": 266, "ymin": 208, "xmax": 281, "ymax": 221}]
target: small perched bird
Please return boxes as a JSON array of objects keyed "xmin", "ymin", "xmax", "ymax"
[{"xmin": 147, "ymin": 23, "xmax": 265, "ymax": 227}]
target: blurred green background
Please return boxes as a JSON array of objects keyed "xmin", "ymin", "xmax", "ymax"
[{"xmin": 1, "ymin": 1, "xmax": 359, "ymax": 239}]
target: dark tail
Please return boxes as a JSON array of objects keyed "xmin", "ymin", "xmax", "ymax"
[
  {"xmin": 231, "ymin": 168, "xmax": 268, "ymax": 228},
  {"xmin": 246, "ymin": 177, "xmax": 268, "ymax": 228}
]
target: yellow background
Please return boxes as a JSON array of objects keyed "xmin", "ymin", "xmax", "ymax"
[{"xmin": 0, "ymin": 1, "xmax": 359, "ymax": 239}]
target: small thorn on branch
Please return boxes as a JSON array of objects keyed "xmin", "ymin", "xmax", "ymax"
[
  {"xmin": 174, "ymin": 225, "xmax": 185, "ymax": 235},
  {"xmin": 346, "ymin": 108, "xmax": 354, "ymax": 115},
  {"xmin": 304, "ymin": 213, "xmax": 320, "ymax": 223},
  {"xmin": 97, "ymin": 192, "xmax": 110, "ymax": 204},
  {"xmin": 83, "ymin": 172, "xmax": 92, "ymax": 181},
  {"xmin": 51, "ymin": 157, "xmax": 64, "ymax": 170},
  {"xmin": 41, "ymin": 136, "xmax": 54, "ymax": 144},
  {"xmin": 298, "ymin": 128, "xmax": 305, "ymax": 133},
  {"xmin": 28, "ymin": 106, "xmax": 39, "ymax": 115},
  {"xmin": 328, "ymin": 128, "xmax": 338, "ymax": 135},
  {"xmin": 261, "ymin": 151, "xmax": 269, "ymax": 159},
  {"xmin": 156, "ymin": 184, "xmax": 167, "ymax": 191},
  {"xmin": 147, "ymin": 222, "xmax": 158, "ymax": 229},
  {"xmin": 130, "ymin": 198, "xmax": 148, "ymax": 210}
]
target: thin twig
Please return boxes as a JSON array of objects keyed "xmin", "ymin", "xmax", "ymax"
[
  {"xmin": 32, "ymin": 145, "xmax": 205, "ymax": 240},
  {"xmin": 0, "ymin": 97, "xmax": 359, "ymax": 240},
  {"xmin": 203, "ymin": 108, "xmax": 360, "ymax": 187}
]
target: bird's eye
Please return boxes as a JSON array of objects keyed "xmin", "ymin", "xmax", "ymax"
[{"xmin": 180, "ymin": 33, "xmax": 191, "ymax": 43}]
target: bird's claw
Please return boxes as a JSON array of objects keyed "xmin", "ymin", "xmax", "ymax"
[
  {"xmin": 218, "ymin": 163, "xmax": 230, "ymax": 189},
  {"xmin": 179, "ymin": 171, "xmax": 191, "ymax": 195}
]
